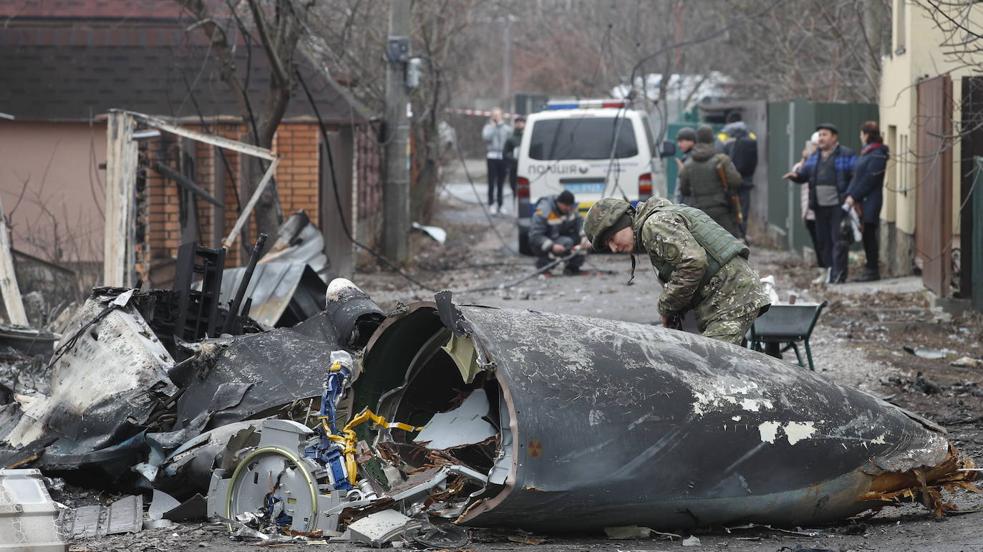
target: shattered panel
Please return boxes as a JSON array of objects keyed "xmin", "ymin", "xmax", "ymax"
[
  {"xmin": 174, "ymin": 312, "xmax": 340, "ymax": 432},
  {"xmin": 361, "ymin": 303, "xmax": 972, "ymax": 532},
  {"xmin": 2, "ymin": 295, "xmax": 177, "ymax": 460}
]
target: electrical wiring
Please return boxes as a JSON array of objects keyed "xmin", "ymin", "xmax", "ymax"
[{"xmin": 297, "ymin": 68, "xmax": 581, "ymax": 295}]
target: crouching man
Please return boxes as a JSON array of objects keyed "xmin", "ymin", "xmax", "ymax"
[
  {"xmin": 584, "ymin": 197, "xmax": 770, "ymax": 345},
  {"xmin": 529, "ymin": 190, "xmax": 589, "ymax": 275}
]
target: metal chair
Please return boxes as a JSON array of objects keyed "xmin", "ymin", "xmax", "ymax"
[{"xmin": 747, "ymin": 301, "xmax": 828, "ymax": 371}]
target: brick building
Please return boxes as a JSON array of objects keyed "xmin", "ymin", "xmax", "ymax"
[{"xmin": 0, "ymin": 0, "xmax": 382, "ymax": 289}]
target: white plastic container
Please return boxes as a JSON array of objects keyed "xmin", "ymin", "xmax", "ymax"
[{"xmin": 0, "ymin": 469, "xmax": 67, "ymax": 551}]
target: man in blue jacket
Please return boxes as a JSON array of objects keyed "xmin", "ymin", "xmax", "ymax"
[
  {"xmin": 845, "ymin": 122, "xmax": 889, "ymax": 282},
  {"xmin": 783, "ymin": 123, "xmax": 856, "ymax": 284}
]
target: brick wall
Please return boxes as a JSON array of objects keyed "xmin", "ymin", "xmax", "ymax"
[
  {"xmin": 144, "ymin": 122, "xmax": 321, "ymax": 270},
  {"xmin": 273, "ymin": 123, "xmax": 320, "ymax": 229},
  {"xmin": 355, "ymin": 125, "xmax": 383, "ymax": 247}
]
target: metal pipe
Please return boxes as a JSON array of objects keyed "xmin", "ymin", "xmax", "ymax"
[{"xmin": 223, "ymin": 233, "xmax": 267, "ymax": 333}]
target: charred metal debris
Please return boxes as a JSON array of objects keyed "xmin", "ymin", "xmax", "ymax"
[{"xmin": 0, "ymin": 270, "xmax": 978, "ymax": 547}]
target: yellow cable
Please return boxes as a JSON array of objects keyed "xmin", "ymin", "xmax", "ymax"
[{"xmin": 319, "ymin": 408, "xmax": 422, "ymax": 485}]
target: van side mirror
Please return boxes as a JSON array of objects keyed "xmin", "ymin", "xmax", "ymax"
[{"xmin": 659, "ymin": 140, "xmax": 677, "ymax": 158}]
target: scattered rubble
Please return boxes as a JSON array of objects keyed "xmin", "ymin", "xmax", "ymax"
[{"xmin": 0, "ymin": 266, "xmax": 977, "ymax": 548}]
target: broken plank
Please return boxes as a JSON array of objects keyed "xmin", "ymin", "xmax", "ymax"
[
  {"xmin": 223, "ymin": 158, "xmax": 279, "ymax": 250},
  {"xmin": 153, "ymin": 161, "xmax": 223, "ymax": 207},
  {"xmin": 124, "ymin": 111, "xmax": 275, "ymax": 161},
  {"xmin": 0, "ymin": 196, "xmax": 27, "ymax": 326},
  {"xmin": 103, "ymin": 111, "xmax": 138, "ymax": 287}
]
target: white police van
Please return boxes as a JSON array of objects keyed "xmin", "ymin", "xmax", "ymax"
[{"xmin": 514, "ymin": 99, "xmax": 664, "ymax": 254}]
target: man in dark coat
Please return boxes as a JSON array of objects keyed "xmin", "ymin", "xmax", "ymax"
[
  {"xmin": 528, "ymin": 190, "xmax": 589, "ymax": 275},
  {"xmin": 719, "ymin": 112, "xmax": 758, "ymax": 235},
  {"xmin": 677, "ymin": 125, "xmax": 743, "ymax": 238},
  {"xmin": 845, "ymin": 121, "xmax": 889, "ymax": 282},
  {"xmin": 783, "ymin": 123, "xmax": 856, "ymax": 284},
  {"xmin": 504, "ymin": 116, "xmax": 525, "ymax": 198}
]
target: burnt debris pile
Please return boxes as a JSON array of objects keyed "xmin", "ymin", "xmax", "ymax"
[{"xmin": 0, "ymin": 261, "xmax": 978, "ymax": 547}]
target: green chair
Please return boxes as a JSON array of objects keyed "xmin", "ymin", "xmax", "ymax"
[{"xmin": 747, "ymin": 301, "xmax": 828, "ymax": 371}]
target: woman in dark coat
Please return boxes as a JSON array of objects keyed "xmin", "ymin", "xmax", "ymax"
[{"xmin": 845, "ymin": 121, "xmax": 889, "ymax": 282}]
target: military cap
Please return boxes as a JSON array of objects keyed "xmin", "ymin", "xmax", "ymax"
[{"xmin": 676, "ymin": 127, "xmax": 697, "ymax": 142}]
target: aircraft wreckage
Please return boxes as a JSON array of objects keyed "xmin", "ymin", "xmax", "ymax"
[
  {"xmin": 0, "ymin": 279, "xmax": 975, "ymax": 544},
  {"xmin": 204, "ymin": 284, "xmax": 975, "ymax": 537}
]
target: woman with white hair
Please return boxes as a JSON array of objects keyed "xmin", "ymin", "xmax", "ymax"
[{"xmin": 793, "ymin": 132, "xmax": 825, "ymax": 279}]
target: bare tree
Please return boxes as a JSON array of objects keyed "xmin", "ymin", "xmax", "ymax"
[
  {"xmin": 916, "ymin": 1, "xmax": 983, "ymax": 72},
  {"xmin": 722, "ymin": 0, "xmax": 890, "ymax": 103},
  {"xmin": 175, "ymin": 0, "xmax": 316, "ymax": 252}
]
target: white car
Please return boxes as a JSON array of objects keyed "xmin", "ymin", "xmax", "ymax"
[{"xmin": 514, "ymin": 99, "xmax": 664, "ymax": 254}]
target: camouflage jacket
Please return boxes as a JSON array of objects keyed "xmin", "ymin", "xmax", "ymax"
[{"xmin": 633, "ymin": 199, "xmax": 770, "ymax": 324}]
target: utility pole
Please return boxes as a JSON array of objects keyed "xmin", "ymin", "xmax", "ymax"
[
  {"xmin": 502, "ymin": 15, "xmax": 513, "ymax": 109},
  {"xmin": 382, "ymin": 0, "xmax": 411, "ymax": 264}
]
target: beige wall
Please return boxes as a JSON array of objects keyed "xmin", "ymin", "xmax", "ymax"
[
  {"xmin": 0, "ymin": 121, "xmax": 107, "ymax": 263},
  {"xmin": 880, "ymin": 0, "xmax": 983, "ymax": 237}
]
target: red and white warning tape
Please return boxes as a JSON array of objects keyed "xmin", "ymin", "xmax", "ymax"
[{"xmin": 445, "ymin": 108, "xmax": 522, "ymax": 119}]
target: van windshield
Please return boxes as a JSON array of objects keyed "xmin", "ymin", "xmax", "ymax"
[{"xmin": 528, "ymin": 117, "xmax": 639, "ymax": 161}]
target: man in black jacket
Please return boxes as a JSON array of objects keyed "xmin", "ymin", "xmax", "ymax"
[
  {"xmin": 720, "ymin": 112, "xmax": 758, "ymax": 235},
  {"xmin": 504, "ymin": 116, "xmax": 525, "ymax": 200}
]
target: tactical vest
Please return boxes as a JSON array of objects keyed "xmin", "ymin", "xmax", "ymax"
[{"xmin": 635, "ymin": 204, "xmax": 749, "ymax": 285}]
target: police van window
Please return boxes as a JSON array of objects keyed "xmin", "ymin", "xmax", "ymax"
[{"xmin": 528, "ymin": 117, "xmax": 639, "ymax": 161}]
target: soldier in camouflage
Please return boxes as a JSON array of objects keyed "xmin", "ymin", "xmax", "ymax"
[{"xmin": 584, "ymin": 197, "xmax": 771, "ymax": 345}]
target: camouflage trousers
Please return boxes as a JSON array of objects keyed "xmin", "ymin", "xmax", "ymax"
[{"xmin": 700, "ymin": 309, "xmax": 760, "ymax": 345}]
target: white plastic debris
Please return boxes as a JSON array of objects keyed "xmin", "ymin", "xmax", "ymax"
[
  {"xmin": 0, "ymin": 469, "xmax": 67, "ymax": 551},
  {"xmin": 411, "ymin": 222, "xmax": 447, "ymax": 244},
  {"xmin": 347, "ymin": 509, "xmax": 416, "ymax": 546},
  {"xmin": 682, "ymin": 535, "xmax": 701, "ymax": 546}
]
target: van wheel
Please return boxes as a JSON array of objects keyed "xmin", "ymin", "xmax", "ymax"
[{"xmin": 517, "ymin": 222, "xmax": 532, "ymax": 256}]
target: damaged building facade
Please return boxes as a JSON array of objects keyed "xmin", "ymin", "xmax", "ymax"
[{"xmin": 0, "ymin": 0, "xmax": 382, "ymax": 295}]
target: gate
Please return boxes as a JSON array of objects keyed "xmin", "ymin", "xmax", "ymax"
[{"xmin": 915, "ymin": 75, "xmax": 953, "ymax": 296}]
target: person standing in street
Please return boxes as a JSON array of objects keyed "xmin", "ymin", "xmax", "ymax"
[
  {"xmin": 673, "ymin": 126, "xmax": 696, "ymax": 205},
  {"xmin": 844, "ymin": 121, "xmax": 889, "ymax": 282},
  {"xmin": 583, "ymin": 197, "xmax": 771, "ymax": 345},
  {"xmin": 719, "ymin": 112, "xmax": 758, "ymax": 236},
  {"xmin": 794, "ymin": 134, "xmax": 825, "ymax": 276},
  {"xmin": 784, "ymin": 123, "xmax": 856, "ymax": 284},
  {"xmin": 504, "ymin": 116, "xmax": 525, "ymax": 202},
  {"xmin": 677, "ymin": 125, "xmax": 743, "ymax": 238},
  {"xmin": 482, "ymin": 108, "xmax": 512, "ymax": 215}
]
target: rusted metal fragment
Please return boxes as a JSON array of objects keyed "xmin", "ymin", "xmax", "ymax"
[{"xmin": 360, "ymin": 302, "xmax": 974, "ymax": 532}]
